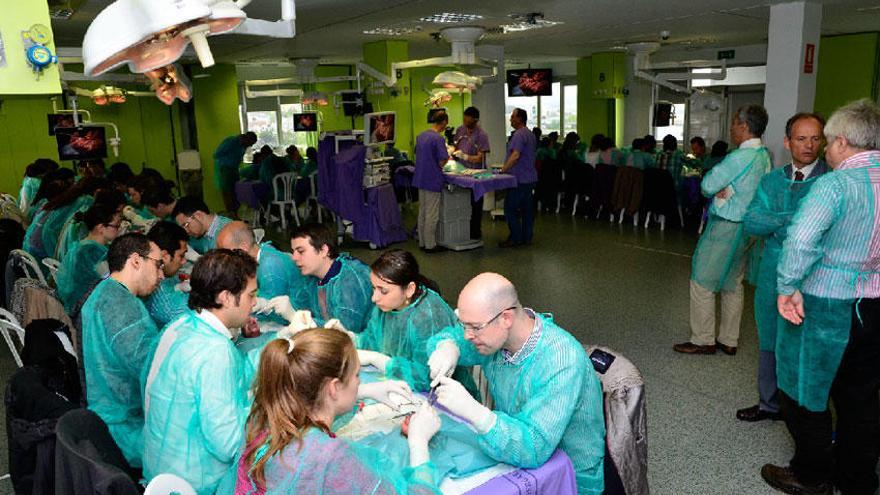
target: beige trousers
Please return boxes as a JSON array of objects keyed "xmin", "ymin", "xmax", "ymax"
[
  {"xmin": 689, "ymin": 272, "xmax": 745, "ymax": 347},
  {"xmin": 418, "ymin": 190, "xmax": 442, "ymax": 249}
]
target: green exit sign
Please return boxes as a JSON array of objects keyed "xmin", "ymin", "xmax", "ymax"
[{"xmin": 717, "ymin": 50, "xmax": 736, "ymax": 60}]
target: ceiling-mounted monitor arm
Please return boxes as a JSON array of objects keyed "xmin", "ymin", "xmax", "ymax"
[{"xmin": 233, "ymin": 0, "xmax": 296, "ymax": 38}]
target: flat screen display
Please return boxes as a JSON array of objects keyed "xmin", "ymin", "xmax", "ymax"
[
  {"xmin": 293, "ymin": 112, "xmax": 318, "ymax": 132},
  {"xmin": 364, "ymin": 112, "xmax": 396, "ymax": 146},
  {"xmin": 506, "ymin": 69, "xmax": 553, "ymax": 96},
  {"xmin": 47, "ymin": 113, "xmax": 76, "ymax": 136},
  {"xmin": 55, "ymin": 126, "xmax": 108, "ymax": 161}
]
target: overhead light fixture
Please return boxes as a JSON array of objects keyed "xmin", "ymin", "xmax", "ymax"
[
  {"xmin": 420, "ymin": 12, "xmax": 484, "ymax": 24},
  {"xmin": 91, "ymin": 85, "xmax": 127, "ymax": 105},
  {"xmin": 302, "ymin": 91, "xmax": 329, "ymax": 106},
  {"xmin": 363, "ymin": 26, "xmax": 421, "ymax": 36},
  {"xmin": 501, "ymin": 19, "xmax": 562, "ymax": 33},
  {"xmin": 432, "ymin": 71, "xmax": 481, "ymax": 92}
]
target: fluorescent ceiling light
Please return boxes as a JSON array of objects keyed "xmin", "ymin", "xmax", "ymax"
[
  {"xmin": 501, "ymin": 19, "xmax": 562, "ymax": 33},
  {"xmin": 363, "ymin": 26, "xmax": 421, "ymax": 36},
  {"xmin": 420, "ymin": 12, "xmax": 483, "ymax": 23}
]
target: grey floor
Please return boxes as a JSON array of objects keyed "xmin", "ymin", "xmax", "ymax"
[{"xmin": 0, "ymin": 206, "xmax": 800, "ymax": 494}]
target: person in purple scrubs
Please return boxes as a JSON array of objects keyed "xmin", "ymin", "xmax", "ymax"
[
  {"xmin": 500, "ymin": 108, "xmax": 538, "ymax": 247},
  {"xmin": 413, "ymin": 110, "xmax": 450, "ymax": 253},
  {"xmin": 453, "ymin": 106, "xmax": 491, "ymax": 240}
]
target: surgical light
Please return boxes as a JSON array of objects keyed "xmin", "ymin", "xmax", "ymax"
[
  {"xmin": 431, "ymin": 71, "xmax": 480, "ymax": 92},
  {"xmin": 82, "ymin": 0, "xmax": 246, "ymax": 77}
]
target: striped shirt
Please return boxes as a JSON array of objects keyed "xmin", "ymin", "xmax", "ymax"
[{"xmin": 778, "ymin": 150, "xmax": 880, "ymax": 299}]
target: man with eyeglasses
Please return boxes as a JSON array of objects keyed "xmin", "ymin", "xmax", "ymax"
[
  {"xmin": 81, "ymin": 233, "xmax": 165, "ymax": 468},
  {"xmin": 171, "ymin": 196, "xmax": 233, "ymax": 255},
  {"xmin": 425, "ymin": 272, "xmax": 606, "ymax": 495}
]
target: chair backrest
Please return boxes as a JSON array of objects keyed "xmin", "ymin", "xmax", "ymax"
[
  {"xmin": 0, "ymin": 307, "xmax": 25, "ymax": 367},
  {"xmin": 54, "ymin": 409, "xmax": 140, "ymax": 495},
  {"xmin": 272, "ymin": 172, "xmax": 296, "ymax": 203},
  {"xmin": 10, "ymin": 250, "xmax": 47, "ymax": 285},
  {"xmin": 55, "ymin": 215, "xmax": 85, "ymax": 260},
  {"xmin": 253, "ymin": 228, "xmax": 265, "ymax": 244},
  {"xmin": 42, "ymin": 258, "xmax": 61, "ymax": 282},
  {"xmin": 144, "ymin": 473, "xmax": 197, "ymax": 495}
]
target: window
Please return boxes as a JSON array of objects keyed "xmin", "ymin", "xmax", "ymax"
[
  {"xmin": 653, "ymin": 103, "xmax": 686, "ymax": 143},
  {"xmin": 504, "ymin": 84, "xmax": 538, "ymax": 130},
  {"xmin": 280, "ymin": 104, "xmax": 316, "ymax": 152},
  {"xmin": 246, "ymin": 111, "xmax": 279, "ymax": 148},
  {"xmin": 563, "ymin": 84, "xmax": 577, "ymax": 135},
  {"xmin": 540, "ymin": 82, "xmax": 561, "ymax": 134}
]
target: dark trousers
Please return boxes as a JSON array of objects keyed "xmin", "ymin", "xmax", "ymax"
[
  {"xmin": 470, "ymin": 196, "xmax": 484, "ymax": 239},
  {"xmin": 504, "ymin": 183, "xmax": 536, "ymax": 243},
  {"xmin": 781, "ymin": 297, "xmax": 880, "ymax": 494}
]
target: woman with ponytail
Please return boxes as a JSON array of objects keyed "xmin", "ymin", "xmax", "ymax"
[
  {"xmin": 356, "ymin": 249, "xmax": 479, "ymax": 396},
  {"xmin": 234, "ymin": 327, "xmax": 442, "ymax": 494},
  {"xmin": 55, "ymin": 203, "xmax": 122, "ymax": 312}
]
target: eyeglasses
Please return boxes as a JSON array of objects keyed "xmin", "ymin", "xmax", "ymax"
[
  {"xmin": 457, "ymin": 305, "xmax": 518, "ymax": 335},
  {"xmin": 142, "ymin": 255, "xmax": 165, "ymax": 271},
  {"xmin": 180, "ymin": 214, "xmax": 199, "ymax": 232},
  {"xmin": 105, "ymin": 223, "xmax": 121, "ymax": 230}
]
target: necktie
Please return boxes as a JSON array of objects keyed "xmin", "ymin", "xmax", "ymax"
[{"xmin": 794, "ymin": 170, "xmax": 805, "ymax": 181}]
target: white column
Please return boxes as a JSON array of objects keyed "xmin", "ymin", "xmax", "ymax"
[
  {"xmin": 473, "ymin": 45, "xmax": 506, "ymax": 166},
  {"xmin": 623, "ymin": 53, "xmax": 653, "ymax": 145},
  {"xmin": 762, "ymin": 1, "xmax": 822, "ymax": 166}
]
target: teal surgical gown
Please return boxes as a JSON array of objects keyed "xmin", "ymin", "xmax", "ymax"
[
  {"xmin": 18, "ymin": 177, "xmax": 40, "ymax": 214},
  {"xmin": 743, "ymin": 163, "xmax": 826, "ymax": 351},
  {"xmin": 257, "ymin": 243, "xmax": 310, "ymax": 307},
  {"xmin": 56, "ymin": 239, "xmax": 108, "ymax": 313},
  {"xmin": 145, "ymin": 277, "xmax": 190, "ymax": 329},
  {"xmin": 428, "ymin": 312, "xmax": 606, "ymax": 495},
  {"xmin": 214, "ymin": 136, "xmax": 247, "ymax": 193},
  {"xmin": 358, "ymin": 287, "xmax": 477, "ymax": 395},
  {"xmin": 41, "ymin": 195, "xmax": 93, "ymax": 260},
  {"xmin": 302, "ymin": 254, "xmax": 373, "ymax": 332},
  {"xmin": 188, "ymin": 215, "xmax": 233, "ymax": 254},
  {"xmin": 82, "ymin": 277, "xmax": 160, "ymax": 467},
  {"xmin": 691, "ymin": 145, "xmax": 771, "ymax": 292},
  {"xmin": 225, "ymin": 427, "xmax": 440, "ymax": 494},
  {"xmin": 143, "ymin": 310, "xmax": 254, "ymax": 495},
  {"xmin": 24, "ymin": 207, "xmax": 50, "ymax": 260},
  {"xmin": 776, "ymin": 151, "xmax": 880, "ymax": 411}
]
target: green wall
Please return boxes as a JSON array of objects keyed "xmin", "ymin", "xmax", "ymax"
[
  {"xmin": 192, "ymin": 64, "xmax": 241, "ymax": 213},
  {"xmin": 814, "ymin": 33, "xmax": 880, "ymax": 119},
  {"xmin": 0, "ymin": 1, "xmax": 62, "ymax": 95},
  {"xmin": 313, "ymin": 65, "xmax": 357, "ymax": 132},
  {"xmin": 576, "ymin": 56, "xmax": 621, "ymax": 146},
  {"xmin": 0, "ymin": 91, "xmax": 184, "ymax": 197},
  {"xmin": 409, "ymin": 66, "xmax": 471, "ymax": 140},
  {"xmin": 363, "ymin": 40, "xmax": 414, "ymax": 154}
]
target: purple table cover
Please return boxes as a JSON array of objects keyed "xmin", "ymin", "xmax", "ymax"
[
  {"xmin": 352, "ymin": 184, "xmax": 408, "ymax": 247},
  {"xmin": 234, "ymin": 180, "xmax": 270, "ymax": 209},
  {"xmin": 444, "ymin": 173, "xmax": 518, "ymax": 201},
  {"xmin": 464, "ymin": 449, "xmax": 578, "ymax": 495},
  {"xmin": 317, "ymin": 138, "xmax": 407, "ymax": 247}
]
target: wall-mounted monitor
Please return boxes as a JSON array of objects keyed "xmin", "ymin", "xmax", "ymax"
[
  {"xmin": 364, "ymin": 111, "xmax": 396, "ymax": 146},
  {"xmin": 506, "ymin": 69, "xmax": 553, "ymax": 96},
  {"xmin": 427, "ymin": 107, "xmax": 447, "ymax": 124},
  {"xmin": 293, "ymin": 112, "xmax": 318, "ymax": 132},
  {"xmin": 47, "ymin": 114, "xmax": 76, "ymax": 136},
  {"xmin": 55, "ymin": 126, "xmax": 107, "ymax": 161},
  {"xmin": 342, "ymin": 91, "xmax": 373, "ymax": 116}
]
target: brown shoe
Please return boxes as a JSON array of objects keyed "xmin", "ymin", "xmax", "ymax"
[
  {"xmin": 716, "ymin": 341, "xmax": 737, "ymax": 355},
  {"xmin": 672, "ymin": 342, "xmax": 717, "ymax": 354},
  {"xmin": 760, "ymin": 464, "xmax": 832, "ymax": 495}
]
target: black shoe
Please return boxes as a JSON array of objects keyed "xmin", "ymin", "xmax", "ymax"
[
  {"xmin": 760, "ymin": 464, "xmax": 832, "ymax": 495},
  {"xmin": 736, "ymin": 405, "xmax": 781, "ymax": 422},
  {"xmin": 716, "ymin": 341, "xmax": 738, "ymax": 355}
]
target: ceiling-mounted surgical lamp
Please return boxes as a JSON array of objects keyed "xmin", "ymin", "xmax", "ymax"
[
  {"xmin": 302, "ymin": 91, "xmax": 329, "ymax": 106},
  {"xmin": 431, "ymin": 71, "xmax": 480, "ymax": 92},
  {"xmin": 82, "ymin": 0, "xmax": 247, "ymax": 77}
]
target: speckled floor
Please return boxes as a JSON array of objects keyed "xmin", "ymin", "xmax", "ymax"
[{"xmin": 0, "ymin": 206, "xmax": 821, "ymax": 495}]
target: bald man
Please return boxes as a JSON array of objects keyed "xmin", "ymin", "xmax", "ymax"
[
  {"xmin": 426, "ymin": 273, "xmax": 606, "ymax": 495},
  {"xmin": 216, "ymin": 221, "xmax": 311, "ymax": 307}
]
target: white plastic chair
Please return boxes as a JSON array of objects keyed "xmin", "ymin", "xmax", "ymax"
[
  {"xmin": 42, "ymin": 258, "xmax": 61, "ymax": 284},
  {"xmin": 10, "ymin": 249, "xmax": 47, "ymax": 285},
  {"xmin": 253, "ymin": 228, "xmax": 265, "ymax": 244},
  {"xmin": 270, "ymin": 172, "xmax": 300, "ymax": 230},
  {"xmin": 302, "ymin": 174, "xmax": 324, "ymax": 223},
  {"xmin": 144, "ymin": 473, "xmax": 197, "ymax": 495},
  {"xmin": 0, "ymin": 308, "xmax": 26, "ymax": 367}
]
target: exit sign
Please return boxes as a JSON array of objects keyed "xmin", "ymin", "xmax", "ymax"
[{"xmin": 717, "ymin": 50, "xmax": 736, "ymax": 60}]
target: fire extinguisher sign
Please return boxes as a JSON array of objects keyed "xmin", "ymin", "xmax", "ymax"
[{"xmin": 804, "ymin": 44, "xmax": 815, "ymax": 74}]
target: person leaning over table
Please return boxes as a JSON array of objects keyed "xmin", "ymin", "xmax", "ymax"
[{"xmin": 426, "ymin": 272, "xmax": 605, "ymax": 495}]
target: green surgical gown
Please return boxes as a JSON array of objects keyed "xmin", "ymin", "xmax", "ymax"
[
  {"xmin": 302, "ymin": 254, "xmax": 373, "ymax": 333},
  {"xmin": 56, "ymin": 239, "xmax": 107, "ymax": 313}
]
